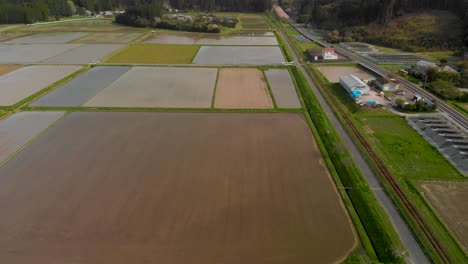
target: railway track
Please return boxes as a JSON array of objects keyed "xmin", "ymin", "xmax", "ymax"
[
  {"xmin": 281, "ymin": 22, "xmax": 452, "ymax": 263},
  {"xmin": 308, "ymin": 68, "xmax": 452, "ymax": 263},
  {"xmin": 291, "ymin": 23, "xmax": 468, "ymax": 131}
]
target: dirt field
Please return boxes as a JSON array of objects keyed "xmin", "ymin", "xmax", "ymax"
[
  {"xmin": 0, "ymin": 65, "xmax": 21, "ymax": 76},
  {"xmin": 193, "ymin": 46, "xmax": 284, "ymax": 65},
  {"xmin": 420, "ymin": 181, "xmax": 468, "ymax": 251},
  {"xmin": 72, "ymin": 33, "xmax": 143, "ymax": 44},
  {"xmin": 265, "ymin": 69, "xmax": 301, "ymax": 108},
  {"xmin": 0, "ymin": 65, "xmax": 81, "ymax": 105},
  {"xmin": 32, "ymin": 66, "xmax": 130, "ymax": 107},
  {"xmin": 214, "ymin": 68, "xmax": 273, "ymax": 109},
  {"xmin": 107, "ymin": 44, "xmax": 200, "ymax": 64},
  {"xmin": 42, "ymin": 44, "xmax": 125, "ymax": 64},
  {"xmin": 84, "ymin": 67, "xmax": 217, "ymax": 108},
  {"xmin": 0, "ymin": 111, "xmax": 65, "ymax": 164},
  {"xmin": 317, "ymin": 66, "xmax": 376, "ymax": 83},
  {"xmin": 0, "ymin": 44, "xmax": 80, "ymax": 63},
  {"xmin": 0, "ymin": 112, "xmax": 355, "ymax": 264},
  {"xmin": 5, "ymin": 32, "xmax": 88, "ymax": 44}
]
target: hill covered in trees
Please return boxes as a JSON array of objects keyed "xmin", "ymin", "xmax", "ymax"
[
  {"xmin": 0, "ymin": 0, "xmax": 155, "ymax": 23},
  {"xmin": 281, "ymin": 0, "xmax": 468, "ymax": 51}
]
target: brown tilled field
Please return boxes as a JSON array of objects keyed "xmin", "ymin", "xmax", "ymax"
[
  {"xmin": 421, "ymin": 181, "xmax": 468, "ymax": 251},
  {"xmin": 0, "ymin": 65, "xmax": 21, "ymax": 76},
  {"xmin": 0, "ymin": 112, "xmax": 355, "ymax": 264},
  {"xmin": 214, "ymin": 68, "xmax": 273, "ymax": 109}
]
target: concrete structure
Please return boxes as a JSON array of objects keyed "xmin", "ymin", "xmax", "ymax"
[
  {"xmin": 339, "ymin": 74, "xmax": 370, "ymax": 98},
  {"xmin": 375, "ymin": 76, "xmax": 400, "ymax": 91},
  {"xmin": 408, "ymin": 115, "xmax": 468, "ymax": 175},
  {"xmin": 322, "ymin": 47, "xmax": 338, "ymax": 60},
  {"xmin": 415, "ymin": 60, "xmax": 437, "ymax": 75}
]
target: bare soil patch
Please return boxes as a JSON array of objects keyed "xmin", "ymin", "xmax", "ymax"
[
  {"xmin": 0, "ymin": 112, "xmax": 355, "ymax": 264},
  {"xmin": 317, "ymin": 66, "xmax": 376, "ymax": 83},
  {"xmin": 0, "ymin": 65, "xmax": 21, "ymax": 76},
  {"xmin": 214, "ymin": 68, "xmax": 273, "ymax": 109},
  {"xmin": 420, "ymin": 181, "xmax": 468, "ymax": 252}
]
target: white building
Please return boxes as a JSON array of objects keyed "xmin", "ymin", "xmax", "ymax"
[
  {"xmin": 322, "ymin": 47, "xmax": 338, "ymax": 60},
  {"xmin": 415, "ymin": 60, "xmax": 437, "ymax": 75},
  {"xmin": 339, "ymin": 74, "xmax": 370, "ymax": 98}
]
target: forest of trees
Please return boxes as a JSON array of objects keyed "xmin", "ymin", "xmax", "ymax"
[
  {"xmin": 167, "ymin": 0, "xmax": 271, "ymax": 12},
  {"xmin": 0, "ymin": 0, "xmax": 271, "ymax": 24},
  {"xmin": 281, "ymin": 0, "xmax": 468, "ymax": 50},
  {"xmin": 115, "ymin": 0, "xmax": 270, "ymax": 30},
  {"xmin": 0, "ymin": 0, "xmax": 158, "ymax": 23},
  {"xmin": 284, "ymin": 0, "xmax": 466, "ymax": 26}
]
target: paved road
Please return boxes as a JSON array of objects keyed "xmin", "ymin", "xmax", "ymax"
[
  {"xmin": 277, "ymin": 26, "xmax": 430, "ymax": 264},
  {"xmin": 291, "ymin": 23, "xmax": 468, "ymax": 130}
]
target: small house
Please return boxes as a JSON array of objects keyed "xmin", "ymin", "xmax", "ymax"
[
  {"xmin": 322, "ymin": 47, "xmax": 338, "ymax": 60},
  {"xmin": 374, "ymin": 76, "xmax": 400, "ymax": 91}
]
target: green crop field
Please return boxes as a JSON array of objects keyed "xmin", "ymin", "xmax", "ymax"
[
  {"xmin": 298, "ymin": 41, "xmax": 323, "ymax": 51},
  {"xmin": 355, "ymin": 110, "xmax": 462, "ymax": 181},
  {"xmin": 106, "ymin": 44, "xmax": 200, "ymax": 64},
  {"xmin": 240, "ymin": 15, "xmax": 269, "ymax": 30}
]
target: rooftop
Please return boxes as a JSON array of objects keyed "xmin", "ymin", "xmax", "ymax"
[{"xmin": 340, "ymin": 74, "xmax": 367, "ymax": 88}]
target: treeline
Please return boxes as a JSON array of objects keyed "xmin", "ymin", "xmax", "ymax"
[
  {"xmin": 287, "ymin": 0, "xmax": 466, "ymax": 26},
  {"xmin": 167, "ymin": 0, "xmax": 272, "ymax": 12},
  {"xmin": 0, "ymin": 2, "xmax": 47, "ymax": 23},
  {"xmin": 114, "ymin": 1, "xmax": 162, "ymax": 27},
  {"xmin": 282, "ymin": 0, "xmax": 468, "ymax": 50},
  {"xmin": 0, "ymin": 0, "xmax": 152, "ymax": 24},
  {"xmin": 0, "ymin": 0, "xmax": 75, "ymax": 23}
]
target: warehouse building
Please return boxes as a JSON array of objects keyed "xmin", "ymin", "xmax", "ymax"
[
  {"xmin": 339, "ymin": 74, "xmax": 370, "ymax": 98},
  {"xmin": 374, "ymin": 76, "xmax": 400, "ymax": 91}
]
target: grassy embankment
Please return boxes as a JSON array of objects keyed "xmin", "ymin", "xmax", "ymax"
[
  {"xmin": 310, "ymin": 65, "xmax": 468, "ymax": 263},
  {"xmin": 291, "ymin": 65, "xmax": 405, "ymax": 263}
]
